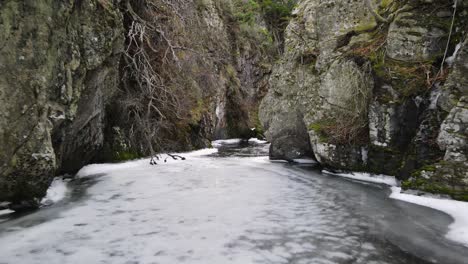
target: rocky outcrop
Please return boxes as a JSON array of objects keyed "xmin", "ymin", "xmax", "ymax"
[
  {"xmin": 403, "ymin": 37, "xmax": 468, "ymax": 201},
  {"xmin": 260, "ymin": 0, "xmax": 468, "ymax": 200},
  {"xmin": 0, "ymin": 0, "xmax": 124, "ymax": 209}
]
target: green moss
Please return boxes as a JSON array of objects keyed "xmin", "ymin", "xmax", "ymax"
[
  {"xmin": 380, "ymin": 0, "xmax": 393, "ymax": 9},
  {"xmin": 369, "ymin": 144, "xmax": 401, "ymax": 155},
  {"xmin": 225, "ymin": 64, "xmax": 237, "ymax": 78},
  {"xmin": 195, "ymin": 0, "xmax": 210, "ymax": 11},
  {"xmin": 113, "ymin": 150, "xmax": 140, "ymax": 162},
  {"xmin": 404, "ymin": 179, "xmax": 468, "ymax": 201},
  {"xmin": 353, "ymin": 20, "xmax": 378, "ymax": 33},
  {"xmin": 308, "ymin": 121, "xmax": 331, "ymax": 142},
  {"xmin": 9, "ymin": 155, "xmax": 18, "ymax": 167},
  {"xmin": 401, "ymin": 180, "xmax": 411, "ymax": 190},
  {"xmin": 308, "ymin": 123, "xmax": 322, "ymax": 132},
  {"xmin": 234, "ymin": 0, "xmax": 260, "ymax": 25},
  {"xmin": 421, "ymin": 164, "xmax": 436, "ymax": 172},
  {"xmin": 250, "ymin": 107, "xmax": 266, "ymax": 138},
  {"xmin": 189, "ymin": 98, "xmax": 209, "ymax": 124},
  {"xmin": 370, "ymin": 53, "xmax": 432, "ymax": 100},
  {"xmin": 403, "ymin": 161, "xmax": 468, "ymax": 202},
  {"xmin": 345, "ymin": 22, "xmax": 439, "ymax": 102},
  {"xmin": 455, "ymin": 194, "xmax": 468, "ymax": 202}
]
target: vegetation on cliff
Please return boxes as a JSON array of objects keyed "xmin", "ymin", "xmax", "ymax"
[{"xmin": 259, "ymin": 0, "xmax": 468, "ymax": 200}]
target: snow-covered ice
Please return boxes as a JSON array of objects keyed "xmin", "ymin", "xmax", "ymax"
[
  {"xmin": 0, "ymin": 209, "xmax": 13, "ymax": 216},
  {"xmin": 40, "ymin": 178, "xmax": 70, "ymax": 206},
  {"xmin": 330, "ymin": 168, "xmax": 468, "ymax": 247},
  {"xmin": 212, "ymin": 138, "xmax": 267, "ymax": 148},
  {"xmin": 248, "ymin": 138, "xmax": 268, "ymax": 144},
  {"xmin": 322, "ymin": 170, "xmax": 398, "ymax": 186},
  {"xmin": 292, "ymin": 158, "xmax": 317, "ymax": 164},
  {"xmin": 391, "ymin": 187, "xmax": 468, "ymax": 247},
  {"xmin": 212, "ymin": 138, "xmax": 242, "ymax": 147},
  {"xmin": 77, "ymin": 148, "xmax": 218, "ymax": 178},
  {"xmin": 1, "ymin": 144, "xmax": 467, "ymax": 264}
]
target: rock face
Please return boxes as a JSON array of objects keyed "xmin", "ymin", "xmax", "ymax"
[
  {"xmin": 0, "ymin": 0, "xmax": 273, "ymax": 209},
  {"xmin": 403, "ymin": 38, "xmax": 468, "ymax": 201},
  {"xmin": 118, "ymin": 0, "xmax": 272, "ymax": 149},
  {"xmin": 260, "ymin": 0, "xmax": 468, "ymax": 200},
  {"xmin": 0, "ymin": 0, "xmax": 124, "ymax": 209}
]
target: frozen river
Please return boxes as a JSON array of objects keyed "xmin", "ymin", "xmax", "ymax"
[{"xmin": 0, "ymin": 140, "xmax": 467, "ymax": 264}]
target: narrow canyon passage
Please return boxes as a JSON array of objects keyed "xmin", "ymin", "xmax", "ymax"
[{"xmin": 0, "ymin": 141, "xmax": 467, "ymax": 264}]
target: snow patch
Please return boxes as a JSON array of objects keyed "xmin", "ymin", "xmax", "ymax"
[
  {"xmin": 390, "ymin": 187, "xmax": 468, "ymax": 247},
  {"xmin": 446, "ymin": 42, "xmax": 463, "ymax": 67},
  {"xmin": 77, "ymin": 148, "xmax": 218, "ymax": 178},
  {"xmin": 361, "ymin": 147, "xmax": 368, "ymax": 164},
  {"xmin": 292, "ymin": 159, "xmax": 317, "ymax": 164},
  {"xmin": 428, "ymin": 90, "xmax": 441, "ymax": 110},
  {"xmin": 212, "ymin": 138, "xmax": 242, "ymax": 147},
  {"xmin": 248, "ymin": 138, "xmax": 268, "ymax": 144},
  {"xmin": 269, "ymin": 159, "xmax": 289, "ymax": 163},
  {"xmin": 373, "ymin": 141, "xmax": 388, "ymax": 147},
  {"xmin": 0, "ymin": 209, "xmax": 14, "ymax": 216},
  {"xmin": 211, "ymin": 138, "xmax": 268, "ymax": 147},
  {"xmin": 77, "ymin": 160, "xmax": 146, "ymax": 178},
  {"xmin": 40, "ymin": 178, "xmax": 69, "ymax": 206},
  {"xmin": 322, "ymin": 170, "xmax": 398, "ymax": 186},
  {"xmin": 185, "ymin": 148, "xmax": 218, "ymax": 156}
]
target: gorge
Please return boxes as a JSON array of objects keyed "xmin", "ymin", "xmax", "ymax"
[{"xmin": 0, "ymin": 0, "xmax": 467, "ymax": 263}]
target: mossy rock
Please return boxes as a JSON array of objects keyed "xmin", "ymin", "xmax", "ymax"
[
  {"xmin": 403, "ymin": 161, "xmax": 468, "ymax": 202},
  {"xmin": 113, "ymin": 151, "xmax": 141, "ymax": 162}
]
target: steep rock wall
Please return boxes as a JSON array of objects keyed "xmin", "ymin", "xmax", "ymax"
[
  {"xmin": 260, "ymin": 0, "xmax": 468, "ymax": 200},
  {"xmin": 0, "ymin": 0, "xmax": 124, "ymax": 209},
  {"xmin": 101, "ymin": 0, "xmax": 273, "ymax": 160}
]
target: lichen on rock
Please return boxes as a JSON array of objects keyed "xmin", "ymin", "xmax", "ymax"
[
  {"xmin": 259, "ymin": 0, "xmax": 468, "ymax": 200},
  {"xmin": 0, "ymin": 0, "xmax": 124, "ymax": 209}
]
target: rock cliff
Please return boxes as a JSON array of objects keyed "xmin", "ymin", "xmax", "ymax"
[
  {"xmin": 260, "ymin": 0, "xmax": 468, "ymax": 200},
  {"xmin": 0, "ymin": 0, "xmax": 124, "ymax": 209}
]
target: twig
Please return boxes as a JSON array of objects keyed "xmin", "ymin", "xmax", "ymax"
[{"xmin": 440, "ymin": 0, "xmax": 458, "ymax": 73}]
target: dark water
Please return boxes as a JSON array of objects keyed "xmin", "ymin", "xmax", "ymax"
[{"xmin": 0, "ymin": 140, "xmax": 467, "ymax": 264}]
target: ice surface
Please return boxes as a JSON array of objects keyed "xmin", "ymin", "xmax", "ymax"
[
  {"xmin": 1, "ymin": 145, "xmax": 467, "ymax": 264},
  {"xmin": 391, "ymin": 187, "xmax": 468, "ymax": 247},
  {"xmin": 323, "ymin": 170, "xmax": 398, "ymax": 186}
]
